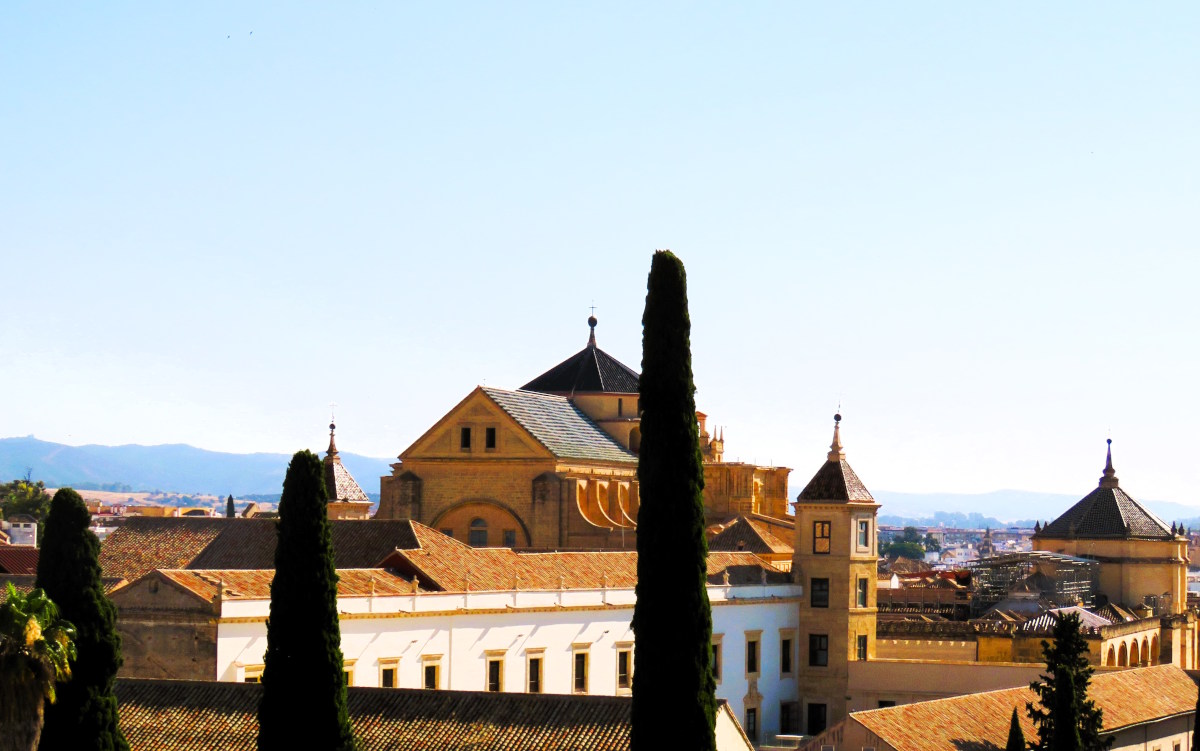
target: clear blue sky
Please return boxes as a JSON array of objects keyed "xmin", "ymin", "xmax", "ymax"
[{"xmin": 2, "ymin": 4, "xmax": 1197, "ymax": 504}]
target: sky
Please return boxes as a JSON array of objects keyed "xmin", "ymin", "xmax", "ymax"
[{"xmin": 2, "ymin": 4, "xmax": 1197, "ymax": 505}]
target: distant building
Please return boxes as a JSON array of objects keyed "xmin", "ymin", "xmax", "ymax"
[{"xmin": 4, "ymin": 514, "xmax": 37, "ymax": 547}]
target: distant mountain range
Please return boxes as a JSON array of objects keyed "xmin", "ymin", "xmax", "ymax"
[
  {"xmin": 5, "ymin": 436, "xmax": 1199, "ymax": 528},
  {"xmin": 0, "ymin": 436, "xmax": 394, "ymax": 498},
  {"xmin": 872, "ymin": 489, "xmax": 1200, "ymax": 529}
]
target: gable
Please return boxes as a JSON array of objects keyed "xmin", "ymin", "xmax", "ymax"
[{"xmin": 401, "ymin": 388, "xmax": 554, "ymax": 462}]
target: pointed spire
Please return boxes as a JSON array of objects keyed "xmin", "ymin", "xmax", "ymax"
[
  {"xmin": 587, "ymin": 313, "xmax": 598, "ymax": 347},
  {"xmin": 1171, "ymin": 521, "xmax": 1178, "ymax": 535},
  {"xmin": 827, "ymin": 412, "xmax": 845, "ymax": 462},
  {"xmin": 327, "ymin": 420, "xmax": 339, "ymax": 457},
  {"xmin": 1099, "ymin": 438, "xmax": 1119, "ymax": 489},
  {"xmin": 1034, "ymin": 521, "xmax": 1042, "ymax": 533}
]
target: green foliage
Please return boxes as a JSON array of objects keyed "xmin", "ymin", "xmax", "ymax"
[
  {"xmin": 881, "ymin": 541, "xmax": 926, "ymax": 560},
  {"xmin": 226, "ymin": 494, "xmax": 236, "ymax": 518},
  {"xmin": 257, "ymin": 451, "xmax": 355, "ymax": 751},
  {"xmin": 1, "ymin": 477, "xmax": 53, "ymax": 541},
  {"xmin": 631, "ymin": 251, "xmax": 716, "ymax": 751},
  {"xmin": 923, "ymin": 532, "xmax": 942, "ymax": 552},
  {"xmin": 1, "ymin": 583, "xmax": 77, "ymax": 751},
  {"xmin": 35, "ymin": 488, "xmax": 128, "ymax": 751},
  {"xmin": 1007, "ymin": 706, "xmax": 1027, "ymax": 751},
  {"xmin": 1027, "ymin": 612, "xmax": 1112, "ymax": 751}
]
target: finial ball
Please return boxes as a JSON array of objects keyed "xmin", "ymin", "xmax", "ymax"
[
  {"xmin": 1107, "ymin": 438, "xmax": 1112, "ymax": 446},
  {"xmin": 834, "ymin": 413, "xmax": 842, "ymax": 424},
  {"xmin": 330, "ymin": 422, "xmax": 336, "ymax": 431},
  {"xmin": 587, "ymin": 315, "xmax": 597, "ymax": 328}
]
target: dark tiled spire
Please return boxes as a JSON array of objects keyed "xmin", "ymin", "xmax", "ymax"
[{"xmin": 1099, "ymin": 438, "xmax": 1119, "ymax": 489}]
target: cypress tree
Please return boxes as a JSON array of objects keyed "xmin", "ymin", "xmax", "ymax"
[
  {"xmin": 631, "ymin": 250, "xmax": 716, "ymax": 751},
  {"xmin": 35, "ymin": 487, "xmax": 129, "ymax": 751},
  {"xmin": 1027, "ymin": 612, "xmax": 1111, "ymax": 751},
  {"xmin": 257, "ymin": 450, "xmax": 355, "ymax": 751},
  {"xmin": 1007, "ymin": 706, "xmax": 1027, "ymax": 751},
  {"xmin": 226, "ymin": 494, "xmax": 236, "ymax": 518}
]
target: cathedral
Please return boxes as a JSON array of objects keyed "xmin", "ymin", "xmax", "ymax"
[{"xmin": 375, "ymin": 316, "xmax": 792, "ymax": 549}]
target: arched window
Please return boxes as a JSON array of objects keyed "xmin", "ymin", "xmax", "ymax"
[
  {"xmin": 1141, "ymin": 637, "xmax": 1150, "ymax": 666},
  {"xmin": 1128, "ymin": 641, "xmax": 1139, "ymax": 667},
  {"xmin": 1117, "ymin": 643, "xmax": 1128, "ymax": 667},
  {"xmin": 468, "ymin": 517, "xmax": 488, "ymax": 547},
  {"xmin": 1105, "ymin": 646, "xmax": 1116, "ymax": 666},
  {"xmin": 1151, "ymin": 635, "xmax": 1160, "ymax": 665}
]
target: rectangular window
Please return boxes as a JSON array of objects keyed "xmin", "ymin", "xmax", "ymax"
[
  {"xmin": 807, "ymin": 703, "xmax": 828, "ymax": 735},
  {"xmin": 745, "ymin": 708, "xmax": 758, "ymax": 742},
  {"xmin": 527, "ymin": 653, "xmax": 543, "ymax": 694},
  {"xmin": 781, "ymin": 637, "xmax": 793, "ymax": 675},
  {"xmin": 440, "ymin": 528, "xmax": 453, "ymax": 538},
  {"xmin": 242, "ymin": 665, "xmax": 264, "ymax": 684},
  {"xmin": 616, "ymin": 647, "xmax": 632, "ymax": 693},
  {"xmin": 857, "ymin": 577, "xmax": 869, "ymax": 608},
  {"xmin": 422, "ymin": 659, "xmax": 441, "ymax": 690},
  {"xmin": 780, "ymin": 702, "xmax": 799, "ymax": 735},
  {"xmin": 878, "ymin": 700, "xmax": 896, "ymax": 708},
  {"xmin": 811, "ymin": 577, "xmax": 830, "ymax": 608},
  {"xmin": 813, "ymin": 521, "xmax": 832, "ymax": 554},
  {"xmin": 857, "ymin": 634, "xmax": 868, "ymax": 661},
  {"xmin": 809, "ymin": 634, "xmax": 829, "ymax": 667},
  {"xmin": 460, "ymin": 427, "xmax": 472, "ymax": 450},
  {"xmin": 486, "ymin": 657, "xmax": 503, "ymax": 692},
  {"xmin": 485, "ymin": 427, "xmax": 497, "ymax": 449},
  {"xmin": 502, "ymin": 529, "xmax": 516, "ymax": 547},
  {"xmin": 573, "ymin": 650, "xmax": 589, "ymax": 694},
  {"xmin": 618, "ymin": 398, "xmax": 624, "ymax": 416},
  {"xmin": 858, "ymin": 519, "xmax": 871, "ymax": 549},
  {"xmin": 712, "ymin": 638, "xmax": 723, "ymax": 682},
  {"xmin": 379, "ymin": 659, "xmax": 399, "ymax": 688},
  {"xmin": 746, "ymin": 636, "xmax": 760, "ymax": 675},
  {"xmin": 342, "ymin": 659, "xmax": 355, "ymax": 686}
]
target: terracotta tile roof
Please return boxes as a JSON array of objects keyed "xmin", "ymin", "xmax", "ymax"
[
  {"xmin": 115, "ymin": 678, "xmax": 637, "ymax": 750},
  {"xmin": 482, "ymin": 387, "xmax": 637, "ymax": 464},
  {"xmin": 520, "ymin": 321, "xmax": 640, "ymax": 395},
  {"xmin": 709, "ymin": 516, "xmax": 793, "ymax": 556},
  {"xmin": 154, "ymin": 568, "xmax": 417, "ymax": 601},
  {"xmin": 100, "ymin": 518, "xmax": 422, "ymax": 582},
  {"xmin": 796, "ymin": 459, "xmax": 874, "ymax": 503},
  {"xmin": 851, "ymin": 665, "xmax": 1197, "ymax": 751},
  {"xmin": 383, "ymin": 524, "xmax": 790, "ymax": 592},
  {"xmin": 0, "ymin": 544, "xmax": 39, "ymax": 574}
]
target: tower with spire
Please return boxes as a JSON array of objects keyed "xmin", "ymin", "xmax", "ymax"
[
  {"xmin": 791, "ymin": 413, "xmax": 880, "ymax": 735},
  {"xmin": 322, "ymin": 419, "xmax": 373, "ymax": 520},
  {"xmin": 1034, "ymin": 439, "xmax": 1188, "ymax": 617}
]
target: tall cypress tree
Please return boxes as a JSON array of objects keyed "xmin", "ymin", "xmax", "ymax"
[
  {"xmin": 226, "ymin": 494, "xmax": 236, "ymax": 518},
  {"xmin": 631, "ymin": 250, "xmax": 716, "ymax": 751},
  {"xmin": 1027, "ymin": 612, "xmax": 1111, "ymax": 751},
  {"xmin": 35, "ymin": 487, "xmax": 129, "ymax": 751},
  {"xmin": 1007, "ymin": 706, "xmax": 1027, "ymax": 751},
  {"xmin": 257, "ymin": 450, "xmax": 355, "ymax": 751}
]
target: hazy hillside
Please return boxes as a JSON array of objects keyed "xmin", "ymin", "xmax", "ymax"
[
  {"xmin": 0, "ymin": 436, "xmax": 394, "ymax": 497},
  {"xmin": 872, "ymin": 488, "xmax": 1200, "ymax": 528}
]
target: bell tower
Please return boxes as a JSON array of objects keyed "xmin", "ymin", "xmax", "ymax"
[{"xmin": 791, "ymin": 414, "xmax": 879, "ymax": 735}]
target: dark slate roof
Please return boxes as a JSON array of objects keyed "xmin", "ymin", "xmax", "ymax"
[
  {"xmin": 1039, "ymin": 447, "xmax": 1172, "ymax": 541},
  {"xmin": 797, "ymin": 460, "xmax": 874, "ymax": 503},
  {"xmin": 483, "ymin": 387, "xmax": 637, "ymax": 464},
  {"xmin": 115, "ymin": 679, "xmax": 636, "ymax": 750},
  {"xmin": 0, "ymin": 544, "xmax": 39, "ymax": 574},
  {"xmin": 521, "ymin": 319, "xmax": 639, "ymax": 395},
  {"xmin": 709, "ymin": 516, "xmax": 794, "ymax": 555},
  {"xmin": 101, "ymin": 518, "xmax": 423, "ymax": 582}
]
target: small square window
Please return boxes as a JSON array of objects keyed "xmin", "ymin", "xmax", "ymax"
[
  {"xmin": 423, "ymin": 661, "xmax": 440, "ymax": 690},
  {"xmin": 460, "ymin": 427, "xmax": 472, "ymax": 450},
  {"xmin": 813, "ymin": 521, "xmax": 831, "ymax": 554},
  {"xmin": 502, "ymin": 529, "xmax": 517, "ymax": 547},
  {"xmin": 878, "ymin": 700, "xmax": 896, "ymax": 708},
  {"xmin": 440, "ymin": 528, "xmax": 453, "ymax": 538},
  {"xmin": 380, "ymin": 661, "xmax": 399, "ymax": 688},
  {"xmin": 811, "ymin": 578, "xmax": 830, "ymax": 608},
  {"xmin": 485, "ymin": 427, "xmax": 497, "ymax": 449},
  {"xmin": 809, "ymin": 634, "xmax": 829, "ymax": 667},
  {"xmin": 242, "ymin": 665, "xmax": 264, "ymax": 684}
]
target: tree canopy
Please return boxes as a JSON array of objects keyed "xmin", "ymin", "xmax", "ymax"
[
  {"xmin": 257, "ymin": 450, "xmax": 355, "ymax": 751},
  {"xmin": 0, "ymin": 583, "xmax": 77, "ymax": 751},
  {"xmin": 1027, "ymin": 612, "xmax": 1111, "ymax": 751},
  {"xmin": 631, "ymin": 250, "xmax": 716, "ymax": 751},
  {"xmin": 35, "ymin": 488, "xmax": 128, "ymax": 751}
]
